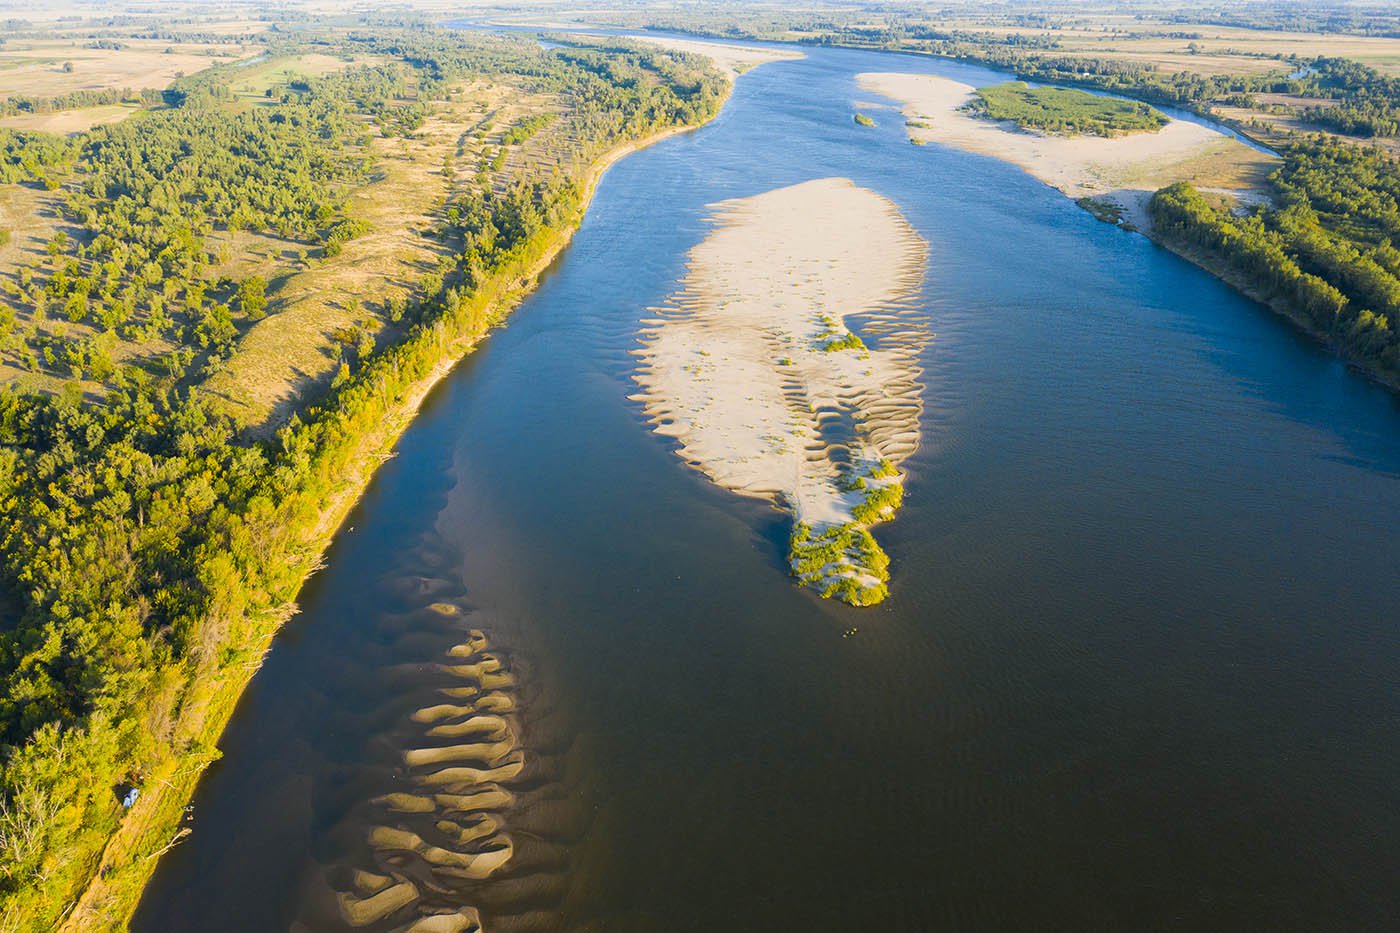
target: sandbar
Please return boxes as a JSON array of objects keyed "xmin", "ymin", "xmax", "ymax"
[
  {"xmin": 632, "ymin": 177, "xmax": 929, "ymax": 605},
  {"xmin": 858, "ymin": 72, "xmax": 1277, "ymax": 229}
]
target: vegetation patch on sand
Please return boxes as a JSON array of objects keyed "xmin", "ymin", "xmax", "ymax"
[
  {"xmin": 860, "ymin": 71, "xmax": 1276, "ymax": 230},
  {"xmin": 632, "ymin": 178, "xmax": 929, "ymax": 606},
  {"xmin": 966, "ymin": 81, "xmax": 1168, "ymax": 137}
]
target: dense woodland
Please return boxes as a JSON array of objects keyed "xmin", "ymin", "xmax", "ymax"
[
  {"xmin": 1151, "ymin": 138, "xmax": 1400, "ymax": 379},
  {"xmin": 0, "ymin": 27, "xmax": 723, "ymax": 930},
  {"xmin": 1296, "ymin": 58, "xmax": 1400, "ymax": 138}
]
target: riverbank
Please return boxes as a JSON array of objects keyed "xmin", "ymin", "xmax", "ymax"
[
  {"xmin": 631, "ymin": 177, "xmax": 928, "ymax": 606},
  {"xmin": 56, "ymin": 79, "xmax": 747, "ymax": 933},
  {"xmin": 858, "ymin": 71, "xmax": 1276, "ymax": 231},
  {"xmin": 627, "ymin": 34, "xmax": 803, "ymax": 77},
  {"xmin": 1149, "ymin": 225, "xmax": 1400, "ymax": 394},
  {"xmin": 859, "ymin": 70, "xmax": 1399, "ymax": 394}
]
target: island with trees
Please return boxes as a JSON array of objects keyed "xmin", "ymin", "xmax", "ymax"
[{"xmin": 965, "ymin": 81, "xmax": 1169, "ymax": 136}]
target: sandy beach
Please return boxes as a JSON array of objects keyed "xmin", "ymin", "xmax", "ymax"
[
  {"xmin": 632, "ymin": 178, "xmax": 928, "ymax": 605},
  {"xmin": 858, "ymin": 72, "xmax": 1276, "ymax": 229}
]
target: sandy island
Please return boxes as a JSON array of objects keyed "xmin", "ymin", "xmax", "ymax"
[
  {"xmin": 632, "ymin": 178, "xmax": 928, "ymax": 606},
  {"xmin": 858, "ymin": 72, "xmax": 1277, "ymax": 230}
]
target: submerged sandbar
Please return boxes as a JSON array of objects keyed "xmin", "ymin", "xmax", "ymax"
[{"xmin": 632, "ymin": 177, "xmax": 928, "ymax": 605}]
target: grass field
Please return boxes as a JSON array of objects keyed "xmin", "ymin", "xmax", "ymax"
[
  {"xmin": 0, "ymin": 102, "xmax": 142, "ymax": 133},
  {"xmin": 0, "ymin": 37, "xmax": 251, "ymax": 99},
  {"xmin": 225, "ymin": 53, "xmax": 380, "ymax": 104}
]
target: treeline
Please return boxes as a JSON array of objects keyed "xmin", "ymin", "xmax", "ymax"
[
  {"xmin": 1163, "ymin": 5, "xmax": 1400, "ymax": 37},
  {"xmin": 937, "ymin": 45, "xmax": 1286, "ymax": 110},
  {"xmin": 501, "ymin": 112, "xmax": 555, "ymax": 146},
  {"xmin": 1149, "ymin": 137, "xmax": 1400, "ymax": 379},
  {"xmin": 0, "ymin": 29, "xmax": 725, "ymax": 930},
  {"xmin": 1297, "ymin": 58, "xmax": 1400, "ymax": 138},
  {"xmin": 0, "ymin": 87, "xmax": 158, "ymax": 118}
]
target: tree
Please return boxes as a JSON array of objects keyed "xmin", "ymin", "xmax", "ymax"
[{"xmin": 236, "ymin": 276, "xmax": 267, "ymax": 321}]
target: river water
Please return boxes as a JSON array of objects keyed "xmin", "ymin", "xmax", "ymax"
[{"xmin": 135, "ymin": 45, "xmax": 1400, "ymax": 931}]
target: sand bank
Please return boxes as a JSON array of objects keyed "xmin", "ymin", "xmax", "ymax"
[
  {"xmin": 632, "ymin": 178, "xmax": 928, "ymax": 606},
  {"xmin": 858, "ymin": 72, "xmax": 1277, "ymax": 230},
  {"xmin": 626, "ymin": 35, "xmax": 803, "ymax": 78}
]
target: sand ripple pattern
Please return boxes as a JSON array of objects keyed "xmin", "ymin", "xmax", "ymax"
[
  {"xmin": 328, "ymin": 625, "xmax": 524, "ymax": 932},
  {"xmin": 631, "ymin": 177, "xmax": 929, "ymax": 602}
]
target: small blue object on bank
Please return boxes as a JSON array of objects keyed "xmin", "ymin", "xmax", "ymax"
[{"xmin": 122, "ymin": 788, "xmax": 140, "ymax": 809}]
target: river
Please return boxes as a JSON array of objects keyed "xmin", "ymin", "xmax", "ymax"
[{"xmin": 134, "ymin": 43, "xmax": 1400, "ymax": 931}]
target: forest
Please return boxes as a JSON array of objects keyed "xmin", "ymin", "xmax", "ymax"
[
  {"xmin": 1297, "ymin": 58, "xmax": 1400, "ymax": 138},
  {"xmin": 1150, "ymin": 137, "xmax": 1400, "ymax": 380},
  {"xmin": 0, "ymin": 26, "xmax": 724, "ymax": 931}
]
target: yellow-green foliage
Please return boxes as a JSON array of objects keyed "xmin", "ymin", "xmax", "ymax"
[
  {"xmin": 851, "ymin": 482, "xmax": 903, "ymax": 524},
  {"xmin": 869, "ymin": 457, "xmax": 898, "ymax": 480},
  {"xmin": 822, "ymin": 331, "xmax": 866, "ymax": 352},
  {"xmin": 501, "ymin": 112, "xmax": 555, "ymax": 145},
  {"xmin": 788, "ymin": 521, "xmax": 891, "ymax": 606},
  {"xmin": 0, "ymin": 30, "xmax": 729, "ymax": 931},
  {"xmin": 967, "ymin": 81, "xmax": 1167, "ymax": 136}
]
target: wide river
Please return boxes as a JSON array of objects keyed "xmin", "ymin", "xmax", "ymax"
[{"xmin": 136, "ymin": 44, "xmax": 1400, "ymax": 931}]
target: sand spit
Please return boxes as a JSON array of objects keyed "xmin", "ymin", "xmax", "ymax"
[
  {"xmin": 632, "ymin": 178, "xmax": 929, "ymax": 606},
  {"xmin": 330, "ymin": 628, "xmax": 523, "ymax": 930},
  {"xmin": 858, "ymin": 72, "xmax": 1276, "ymax": 230}
]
